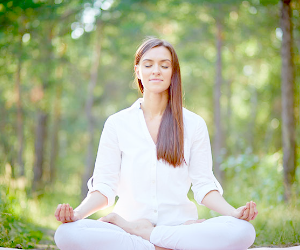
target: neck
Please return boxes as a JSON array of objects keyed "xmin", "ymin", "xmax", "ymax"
[{"xmin": 141, "ymin": 90, "xmax": 169, "ymax": 119}]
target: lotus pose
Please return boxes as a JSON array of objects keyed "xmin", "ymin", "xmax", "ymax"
[{"xmin": 54, "ymin": 37, "xmax": 258, "ymax": 250}]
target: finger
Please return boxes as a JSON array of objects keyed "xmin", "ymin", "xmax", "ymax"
[
  {"xmin": 252, "ymin": 206, "xmax": 258, "ymax": 220},
  {"xmin": 242, "ymin": 210, "xmax": 250, "ymax": 221},
  {"xmin": 250, "ymin": 203, "xmax": 257, "ymax": 220},
  {"xmin": 100, "ymin": 215, "xmax": 108, "ymax": 222},
  {"xmin": 70, "ymin": 206, "xmax": 75, "ymax": 221},
  {"xmin": 245, "ymin": 202, "xmax": 252, "ymax": 221},
  {"xmin": 241, "ymin": 203, "xmax": 250, "ymax": 220},
  {"xmin": 237, "ymin": 206, "xmax": 246, "ymax": 218},
  {"xmin": 248, "ymin": 201, "xmax": 255, "ymax": 220},
  {"xmin": 101, "ymin": 214, "xmax": 114, "ymax": 223},
  {"xmin": 65, "ymin": 204, "xmax": 71, "ymax": 222},
  {"xmin": 55, "ymin": 204, "xmax": 62, "ymax": 220},
  {"xmin": 249, "ymin": 202, "xmax": 257, "ymax": 220},
  {"xmin": 60, "ymin": 203, "xmax": 66, "ymax": 222},
  {"xmin": 100, "ymin": 213, "xmax": 117, "ymax": 224}
]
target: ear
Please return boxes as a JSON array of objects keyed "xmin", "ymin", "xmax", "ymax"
[{"xmin": 134, "ymin": 65, "xmax": 141, "ymax": 79}]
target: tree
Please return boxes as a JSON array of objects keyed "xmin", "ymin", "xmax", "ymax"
[
  {"xmin": 81, "ymin": 21, "xmax": 104, "ymax": 198},
  {"xmin": 280, "ymin": 0, "xmax": 296, "ymax": 200},
  {"xmin": 213, "ymin": 5, "xmax": 225, "ymax": 182}
]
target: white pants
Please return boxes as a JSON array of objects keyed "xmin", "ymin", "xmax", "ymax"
[{"xmin": 54, "ymin": 216, "xmax": 256, "ymax": 250}]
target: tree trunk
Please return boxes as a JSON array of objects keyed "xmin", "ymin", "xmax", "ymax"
[
  {"xmin": 16, "ymin": 34, "xmax": 25, "ymax": 176},
  {"xmin": 280, "ymin": 0, "xmax": 296, "ymax": 201},
  {"xmin": 248, "ymin": 86, "xmax": 258, "ymax": 151},
  {"xmin": 33, "ymin": 110, "xmax": 48, "ymax": 191},
  {"xmin": 226, "ymin": 78, "xmax": 232, "ymax": 155},
  {"xmin": 32, "ymin": 24, "xmax": 54, "ymax": 189},
  {"xmin": 213, "ymin": 14, "xmax": 224, "ymax": 183},
  {"xmin": 0, "ymin": 107, "xmax": 15, "ymax": 175},
  {"xmin": 49, "ymin": 85, "xmax": 62, "ymax": 183},
  {"xmin": 81, "ymin": 22, "xmax": 103, "ymax": 198}
]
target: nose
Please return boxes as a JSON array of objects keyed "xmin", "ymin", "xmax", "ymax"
[{"xmin": 152, "ymin": 64, "xmax": 161, "ymax": 75}]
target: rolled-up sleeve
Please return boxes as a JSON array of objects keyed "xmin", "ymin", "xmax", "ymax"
[
  {"xmin": 189, "ymin": 116, "xmax": 223, "ymax": 205},
  {"xmin": 87, "ymin": 115, "xmax": 121, "ymax": 208}
]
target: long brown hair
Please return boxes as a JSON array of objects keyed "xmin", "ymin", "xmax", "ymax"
[{"xmin": 134, "ymin": 37, "xmax": 184, "ymax": 167}]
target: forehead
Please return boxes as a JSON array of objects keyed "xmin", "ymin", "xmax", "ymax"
[{"xmin": 141, "ymin": 46, "xmax": 172, "ymax": 62}]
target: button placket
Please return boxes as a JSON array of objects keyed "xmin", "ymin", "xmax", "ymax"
[{"xmin": 151, "ymin": 152, "xmax": 158, "ymax": 221}]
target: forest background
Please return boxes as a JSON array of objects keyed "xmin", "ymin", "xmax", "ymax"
[{"xmin": 0, "ymin": 0, "xmax": 299, "ymax": 248}]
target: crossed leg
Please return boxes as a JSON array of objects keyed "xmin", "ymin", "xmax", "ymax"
[
  {"xmin": 55, "ymin": 217, "xmax": 171, "ymax": 250},
  {"xmin": 55, "ymin": 214, "xmax": 255, "ymax": 250},
  {"xmin": 101, "ymin": 213, "xmax": 256, "ymax": 250}
]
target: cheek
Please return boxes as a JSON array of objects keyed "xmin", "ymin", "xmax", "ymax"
[
  {"xmin": 140, "ymin": 69, "xmax": 151, "ymax": 79},
  {"xmin": 167, "ymin": 70, "xmax": 173, "ymax": 80}
]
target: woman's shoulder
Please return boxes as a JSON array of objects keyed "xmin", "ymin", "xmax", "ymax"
[
  {"xmin": 182, "ymin": 107, "xmax": 206, "ymax": 126},
  {"xmin": 105, "ymin": 100, "xmax": 140, "ymax": 124},
  {"xmin": 183, "ymin": 108, "xmax": 209, "ymax": 139}
]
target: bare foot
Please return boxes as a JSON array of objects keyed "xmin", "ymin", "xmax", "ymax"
[
  {"xmin": 183, "ymin": 219, "xmax": 206, "ymax": 225},
  {"xmin": 155, "ymin": 246, "xmax": 172, "ymax": 250},
  {"xmin": 100, "ymin": 213, "xmax": 154, "ymax": 241}
]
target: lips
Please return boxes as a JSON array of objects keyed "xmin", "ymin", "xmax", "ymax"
[{"xmin": 149, "ymin": 79, "xmax": 163, "ymax": 82}]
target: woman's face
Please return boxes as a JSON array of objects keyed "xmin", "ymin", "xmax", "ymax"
[{"xmin": 135, "ymin": 46, "xmax": 172, "ymax": 95}]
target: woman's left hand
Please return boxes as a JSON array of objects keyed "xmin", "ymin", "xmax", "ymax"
[{"xmin": 231, "ymin": 201, "xmax": 258, "ymax": 221}]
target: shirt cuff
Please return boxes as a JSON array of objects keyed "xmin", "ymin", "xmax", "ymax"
[
  {"xmin": 87, "ymin": 177, "xmax": 116, "ymax": 208},
  {"xmin": 194, "ymin": 179, "xmax": 223, "ymax": 205}
]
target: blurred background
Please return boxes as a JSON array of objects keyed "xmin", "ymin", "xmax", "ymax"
[{"xmin": 0, "ymin": 0, "xmax": 299, "ymax": 248}]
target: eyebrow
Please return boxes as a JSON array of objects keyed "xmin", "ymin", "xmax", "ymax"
[{"xmin": 142, "ymin": 59, "xmax": 171, "ymax": 63}]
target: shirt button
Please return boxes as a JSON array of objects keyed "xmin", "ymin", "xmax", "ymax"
[
  {"xmin": 152, "ymin": 180, "xmax": 155, "ymax": 184},
  {"xmin": 154, "ymin": 210, "xmax": 157, "ymax": 213}
]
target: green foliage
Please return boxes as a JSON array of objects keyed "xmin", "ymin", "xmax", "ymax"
[
  {"xmin": 1, "ymin": 153, "xmax": 300, "ymax": 247},
  {"xmin": 221, "ymin": 152, "xmax": 300, "ymax": 246},
  {"xmin": 0, "ymin": 0, "xmax": 299, "ymax": 248},
  {"xmin": 0, "ymin": 185, "xmax": 43, "ymax": 248},
  {"xmin": 195, "ymin": 152, "xmax": 300, "ymax": 247}
]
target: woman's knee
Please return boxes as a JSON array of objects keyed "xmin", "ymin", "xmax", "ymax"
[
  {"xmin": 54, "ymin": 222, "xmax": 81, "ymax": 250},
  {"xmin": 229, "ymin": 218, "xmax": 256, "ymax": 249}
]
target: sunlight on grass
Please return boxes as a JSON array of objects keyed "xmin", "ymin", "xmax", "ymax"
[{"xmin": 0, "ymin": 152, "xmax": 299, "ymax": 248}]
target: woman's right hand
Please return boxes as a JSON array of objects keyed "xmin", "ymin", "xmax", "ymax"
[{"xmin": 55, "ymin": 203, "xmax": 80, "ymax": 223}]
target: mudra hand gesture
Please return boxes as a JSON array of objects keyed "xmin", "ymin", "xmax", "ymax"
[
  {"xmin": 232, "ymin": 201, "xmax": 258, "ymax": 221},
  {"xmin": 55, "ymin": 203, "xmax": 80, "ymax": 223}
]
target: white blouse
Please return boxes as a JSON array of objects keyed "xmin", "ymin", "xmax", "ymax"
[{"xmin": 87, "ymin": 98, "xmax": 223, "ymax": 226}]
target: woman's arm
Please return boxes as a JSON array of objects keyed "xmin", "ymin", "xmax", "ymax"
[
  {"xmin": 202, "ymin": 190, "xmax": 258, "ymax": 221},
  {"xmin": 187, "ymin": 117, "xmax": 258, "ymax": 221},
  {"xmin": 55, "ymin": 191, "xmax": 108, "ymax": 223},
  {"xmin": 55, "ymin": 116, "xmax": 121, "ymax": 223}
]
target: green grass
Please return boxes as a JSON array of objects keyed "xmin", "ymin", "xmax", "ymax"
[
  {"xmin": 0, "ymin": 185, "xmax": 43, "ymax": 248},
  {"xmin": 195, "ymin": 200, "xmax": 300, "ymax": 248},
  {"xmin": 218, "ymin": 151, "xmax": 300, "ymax": 247},
  {"xmin": 252, "ymin": 202, "xmax": 300, "ymax": 247},
  {"xmin": 0, "ymin": 151, "xmax": 299, "ymax": 248}
]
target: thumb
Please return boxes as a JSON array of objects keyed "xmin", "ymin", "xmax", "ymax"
[
  {"xmin": 99, "ymin": 215, "xmax": 110, "ymax": 222},
  {"xmin": 235, "ymin": 206, "xmax": 247, "ymax": 218}
]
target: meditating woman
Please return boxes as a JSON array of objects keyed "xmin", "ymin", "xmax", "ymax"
[{"xmin": 54, "ymin": 37, "xmax": 258, "ymax": 250}]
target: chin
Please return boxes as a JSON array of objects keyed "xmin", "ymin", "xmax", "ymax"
[{"xmin": 147, "ymin": 88, "xmax": 169, "ymax": 95}]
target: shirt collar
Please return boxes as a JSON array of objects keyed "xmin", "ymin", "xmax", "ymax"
[{"xmin": 131, "ymin": 98, "xmax": 144, "ymax": 110}]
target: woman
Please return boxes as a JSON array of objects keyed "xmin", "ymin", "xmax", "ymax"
[{"xmin": 54, "ymin": 37, "xmax": 258, "ymax": 250}]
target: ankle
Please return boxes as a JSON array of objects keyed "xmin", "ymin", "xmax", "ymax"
[{"xmin": 136, "ymin": 226, "xmax": 154, "ymax": 241}]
